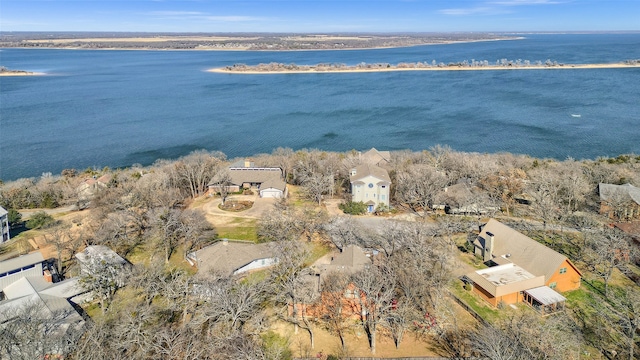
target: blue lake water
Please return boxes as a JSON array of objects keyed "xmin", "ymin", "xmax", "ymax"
[{"xmin": 1, "ymin": 34, "xmax": 640, "ymax": 180}]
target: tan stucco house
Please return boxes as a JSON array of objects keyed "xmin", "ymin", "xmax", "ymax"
[{"xmin": 466, "ymin": 219, "xmax": 582, "ymax": 314}]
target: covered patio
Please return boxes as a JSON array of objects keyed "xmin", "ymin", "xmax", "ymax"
[{"xmin": 523, "ymin": 286, "xmax": 566, "ymax": 316}]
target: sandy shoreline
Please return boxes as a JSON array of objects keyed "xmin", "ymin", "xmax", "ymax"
[
  {"xmin": 0, "ymin": 71, "xmax": 44, "ymax": 76},
  {"xmin": 209, "ymin": 62, "xmax": 640, "ymax": 74}
]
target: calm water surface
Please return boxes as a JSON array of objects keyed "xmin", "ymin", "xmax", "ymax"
[{"xmin": 1, "ymin": 34, "xmax": 639, "ymax": 180}]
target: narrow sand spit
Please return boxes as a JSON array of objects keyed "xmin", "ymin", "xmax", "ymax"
[{"xmin": 209, "ymin": 62, "xmax": 640, "ymax": 74}]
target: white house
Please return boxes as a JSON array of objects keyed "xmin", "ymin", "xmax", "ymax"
[
  {"xmin": 0, "ymin": 206, "xmax": 9, "ymax": 243},
  {"xmin": 349, "ymin": 164, "xmax": 391, "ymax": 212}
]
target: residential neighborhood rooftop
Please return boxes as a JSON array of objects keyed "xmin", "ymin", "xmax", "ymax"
[
  {"xmin": 350, "ymin": 164, "xmax": 391, "ymax": 183},
  {"xmin": 473, "ymin": 219, "xmax": 578, "ymax": 280},
  {"xmin": 524, "ymin": 286, "xmax": 567, "ymax": 306},
  {"xmin": 0, "ymin": 252, "xmax": 45, "ymax": 275},
  {"xmin": 599, "ymin": 183, "xmax": 640, "ymax": 205},
  {"xmin": 190, "ymin": 240, "xmax": 276, "ymax": 276},
  {"xmin": 466, "ymin": 263, "xmax": 545, "ymax": 297}
]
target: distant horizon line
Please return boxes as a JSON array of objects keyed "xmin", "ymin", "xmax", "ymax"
[{"xmin": 1, "ymin": 30, "xmax": 640, "ymax": 35}]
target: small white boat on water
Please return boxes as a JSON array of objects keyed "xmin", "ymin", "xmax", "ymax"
[{"xmin": 571, "ymin": 114, "xmax": 581, "ymax": 118}]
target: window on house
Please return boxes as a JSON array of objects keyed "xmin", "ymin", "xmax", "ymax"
[
  {"xmin": 559, "ymin": 267, "xmax": 567, "ymax": 274},
  {"xmin": 381, "ymin": 185, "xmax": 386, "ymax": 188},
  {"xmin": 549, "ymin": 282, "xmax": 557, "ymax": 289},
  {"xmin": 381, "ymin": 195, "xmax": 385, "ymax": 200}
]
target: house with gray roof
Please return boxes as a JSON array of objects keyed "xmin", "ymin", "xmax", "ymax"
[
  {"xmin": 360, "ymin": 148, "xmax": 391, "ymax": 167},
  {"xmin": 188, "ymin": 240, "xmax": 278, "ymax": 276},
  {"xmin": 0, "ymin": 252, "xmax": 45, "ymax": 291},
  {"xmin": 350, "ymin": 164, "xmax": 391, "ymax": 213},
  {"xmin": 0, "ymin": 206, "xmax": 9, "ymax": 242},
  {"xmin": 208, "ymin": 159, "xmax": 287, "ymax": 198},
  {"xmin": 314, "ymin": 244, "xmax": 372, "ymax": 276},
  {"xmin": 75, "ymin": 245, "xmax": 130, "ymax": 287},
  {"xmin": 0, "ymin": 276, "xmax": 85, "ymax": 358},
  {"xmin": 599, "ymin": 183, "xmax": 640, "ymax": 220},
  {"xmin": 466, "ymin": 219, "xmax": 581, "ymax": 313}
]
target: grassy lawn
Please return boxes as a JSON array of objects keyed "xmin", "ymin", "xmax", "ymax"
[
  {"xmin": 450, "ymin": 281, "xmax": 500, "ymax": 323},
  {"xmin": 216, "ymin": 218, "xmax": 258, "ymax": 241},
  {"xmin": 287, "ymin": 185, "xmax": 314, "ymax": 208},
  {"xmin": 306, "ymin": 241, "xmax": 332, "ymax": 266},
  {"xmin": 83, "ymin": 302, "xmax": 103, "ymax": 318}
]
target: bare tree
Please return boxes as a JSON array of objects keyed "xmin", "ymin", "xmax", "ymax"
[
  {"xmin": 269, "ymin": 240, "xmax": 318, "ymax": 348},
  {"xmin": 43, "ymin": 224, "xmax": 74, "ymax": 275},
  {"xmin": 78, "ymin": 253, "xmax": 130, "ymax": 313},
  {"xmin": 301, "ymin": 172, "xmax": 333, "ymax": 205},
  {"xmin": 0, "ymin": 300, "xmax": 84, "ymax": 360},
  {"xmin": 469, "ymin": 323, "xmax": 530, "ymax": 360},
  {"xmin": 211, "ymin": 168, "xmax": 233, "ymax": 205},
  {"xmin": 605, "ymin": 287, "xmax": 640, "ymax": 360},
  {"xmin": 584, "ymin": 227, "xmax": 631, "ymax": 297},
  {"xmin": 479, "ymin": 168, "xmax": 526, "ymax": 217},
  {"xmin": 149, "ymin": 208, "xmax": 211, "ymax": 263},
  {"xmin": 271, "ymin": 147, "xmax": 294, "ymax": 182},
  {"xmin": 318, "ymin": 271, "xmax": 351, "ymax": 351},
  {"xmin": 395, "ymin": 164, "xmax": 447, "ymax": 217},
  {"xmin": 351, "ymin": 264, "xmax": 397, "ymax": 354},
  {"xmin": 324, "ymin": 216, "xmax": 370, "ymax": 250},
  {"xmin": 385, "ymin": 299, "xmax": 418, "ymax": 349},
  {"xmin": 172, "ymin": 150, "xmax": 224, "ymax": 199}
]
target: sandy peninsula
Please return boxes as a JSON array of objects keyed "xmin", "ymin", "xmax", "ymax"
[
  {"xmin": 0, "ymin": 68, "xmax": 43, "ymax": 76},
  {"xmin": 209, "ymin": 61, "xmax": 640, "ymax": 74}
]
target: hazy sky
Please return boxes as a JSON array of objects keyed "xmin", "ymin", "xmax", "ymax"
[{"xmin": 2, "ymin": 0, "xmax": 639, "ymax": 33}]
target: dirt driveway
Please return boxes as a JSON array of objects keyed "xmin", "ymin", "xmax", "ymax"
[{"xmin": 201, "ymin": 193, "xmax": 277, "ymax": 220}]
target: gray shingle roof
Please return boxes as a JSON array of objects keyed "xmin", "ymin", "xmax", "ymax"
[
  {"xmin": 361, "ymin": 148, "xmax": 391, "ymax": 166},
  {"xmin": 208, "ymin": 167, "xmax": 285, "ymax": 190},
  {"xmin": 599, "ymin": 183, "xmax": 640, "ymax": 205},
  {"xmin": 350, "ymin": 164, "xmax": 391, "ymax": 183},
  {"xmin": 75, "ymin": 245, "xmax": 126, "ymax": 266},
  {"xmin": 314, "ymin": 245, "xmax": 372, "ymax": 276},
  {"xmin": 192, "ymin": 241, "xmax": 276, "ymax": 276},
  {"xmin": 0, "ymin": 252, "xmax": 44, "ymax": 274}
]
